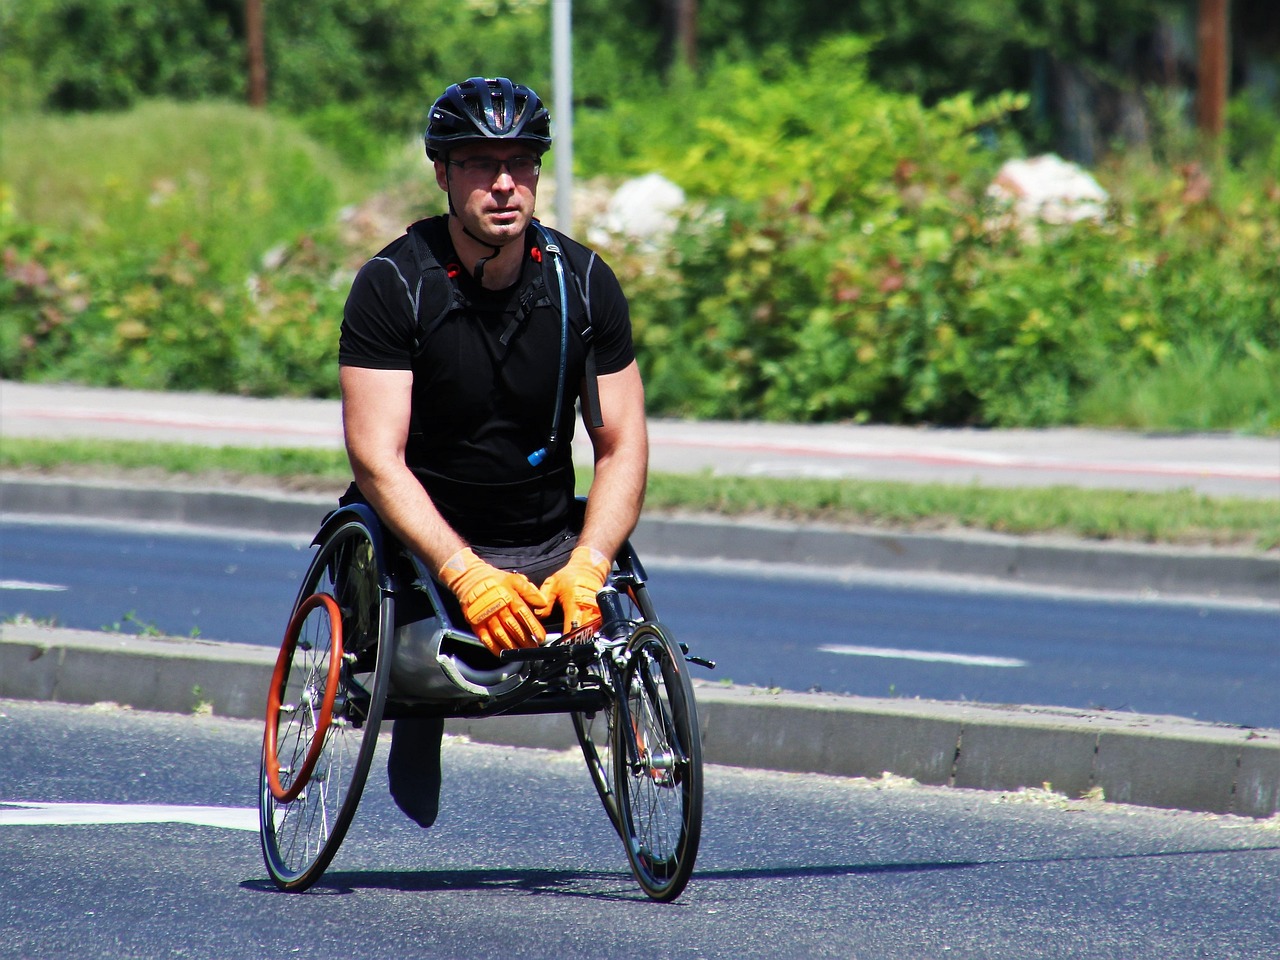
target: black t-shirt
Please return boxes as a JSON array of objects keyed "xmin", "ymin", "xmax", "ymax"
[{"xmin": 339, "ymin": 216, "xmax": 634, "ymax": 545}]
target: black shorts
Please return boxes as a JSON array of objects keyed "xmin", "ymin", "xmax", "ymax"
[
  {"xmin": 472, "ymin": 527, "xmax": 580, "ymax": 585},
  {"xmin": 458, "ymin": 527, "xmax": 581, "ymax": 632},
  {"xmin": 338, "ymin": 482, "xmax": 582, "ymax": 629}
]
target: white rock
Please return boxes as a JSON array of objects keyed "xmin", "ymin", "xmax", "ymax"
[
  {"xmin": 590, "ymin": 173, "xmax": 686, "ymax": 246},
  {"xmin": 987, "ymin": 154, "xmax": 1108, "ymax": 226}
]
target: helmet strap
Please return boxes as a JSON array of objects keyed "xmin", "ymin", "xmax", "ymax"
[
  {"xmin": 461, "ymin": 223, "xmax": 503, "ymax": 283},
  {"xmin": 444, "ymin": 165, "xmax": 507, "ymax": 283}
]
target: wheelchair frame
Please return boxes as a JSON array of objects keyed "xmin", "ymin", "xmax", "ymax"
[{"xmin": 258, "ymin": 502, "xmax": 707, "ymax": 902}]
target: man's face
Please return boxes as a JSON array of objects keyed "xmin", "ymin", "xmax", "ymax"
[{"xmin": 435, "ymin": 141, "xmax": 541, "ymax": 246}]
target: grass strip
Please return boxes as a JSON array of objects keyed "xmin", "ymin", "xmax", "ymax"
[
  {"xmin": 1, "ymin": 437, "xmax": 353, "ymax": 485},
  {"xmin": 3, "ymin": 437, "xmax": 1276, "ymax": 551},
  {"xmin": 645, "ymin": 473, "xmax": 1278, "ymax": 550}
]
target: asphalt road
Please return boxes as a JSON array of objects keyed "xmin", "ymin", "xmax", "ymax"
[
  {"xmin": 4, "ymin": 517, "xmax": 1278, "ymax": 729},
  {"xmin": 2, "ymin": 699, "xmax": 1278, "ymax": 960},
  {"xmin": 2, "ymin": 381, "xmax": 1277, "ymax": 824}
]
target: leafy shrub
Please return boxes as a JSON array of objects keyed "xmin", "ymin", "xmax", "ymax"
[
  {"xmin": 2, "ymin": 39, "xmax": 1276, "ymax": 433},
  {"xmin": 0, "ymin": 0, "xmax": 243, "ymax": 113},
  {"xmin": 0, "ymin": 210, "xmax": 351, "ymax": 396},
  {"xmin": 0, "ymin": 102, "xmax": 360, "ymax": 395},
  {"xmin": 600, "ymin": 38, "xmax": 1279, "ymax": 428},
  {"xmin": 2, "ymin": 0, "xmax": 565, "ymax": 140},
  {"xmin": 264, "ymin": 0, "xmax": 553, "ymax": 141}
]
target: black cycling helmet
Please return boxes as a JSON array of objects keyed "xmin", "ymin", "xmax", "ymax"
[{"xmin": 424, "ymin": 77, "xmax": 552, "ymax": 160}]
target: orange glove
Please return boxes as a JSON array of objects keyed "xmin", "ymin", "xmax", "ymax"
[
  {"xmin": 536, "ymin": 545, "xmax": 612, "ymax": 631},
  {"xmin": 438, "ymin": 548, "xmax": 548, "ymax": 653}
]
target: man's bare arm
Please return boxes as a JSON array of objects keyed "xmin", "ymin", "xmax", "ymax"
[
  {"xmin": 339, "ymin": 365, "xmax": 466, "ymax": 571},
  {"xmin": 579, "ymin": 360, "xmax": 649, "ymax": 561}
]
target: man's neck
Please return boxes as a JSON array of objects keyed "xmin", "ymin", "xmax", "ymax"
[{"xmin": 447, "ymin": 217, "xmax": 525, "ymax": 290}]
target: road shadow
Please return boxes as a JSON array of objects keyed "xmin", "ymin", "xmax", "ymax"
[
  {"xmin": 241, "ymin": 867, "xmax": 636, "ymax": 900},
  {"xmin": 241, "ymin": 843, "xmax": 1279, "ymax": 899}
]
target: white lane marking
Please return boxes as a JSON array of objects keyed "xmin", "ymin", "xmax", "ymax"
[
  {"xmin": 0, "ymin": 802, "xmax": 258, "ymax": 831},
  {"xmin": 0, "ymin": 580, "xmax": 68, "ymax": 591},
  {"xmin": 819, "ymin": 644, "xmax": 1027, "ymax": 669}
]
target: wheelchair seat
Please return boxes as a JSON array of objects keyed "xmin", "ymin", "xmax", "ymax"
[
  {"xmin": 315, "ymin": 498, "xmax": 650, "ymax": 711},
  {"xmin": 387, "ymin": 554, "xmax": 533, "ymax": 706},
  {"xmin": 390, "ymin": 612, "xmax": 529, "ymax": 704}
]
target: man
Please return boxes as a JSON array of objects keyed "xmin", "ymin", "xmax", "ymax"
[{"xmin": 338, "ymin": 77, "xmax": 648, "ymax": 826}]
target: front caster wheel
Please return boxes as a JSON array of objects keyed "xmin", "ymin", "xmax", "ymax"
[{"xmin": 613, "ymin": 622, "xmax": 703, "ymax": 902}]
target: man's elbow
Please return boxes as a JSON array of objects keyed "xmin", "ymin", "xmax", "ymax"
[{"xmin": 346, "ymin": 447, "xmax": 403, "ymax": 493}]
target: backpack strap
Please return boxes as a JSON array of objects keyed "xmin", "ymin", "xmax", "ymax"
[
  {"xmin": 406, "ymin": 219, "xmax": 466, "ymax": 350},
  {"xmin": 532, "ymin": 224, "xmax": 604, "ymax": 432},
  {"xmin": 524, "ymin": 222, "xmax": 607, "ymax": 466},
  {"xmin": 499, "ymin": 273, "xmax": 551, "ymax": 347},
  {"xmin": 527, "ymin": 222, "xmax": 571, "ymax": 466},
  {"xmin": 577, "ymin": 250, "xmax": 604, "ymax": 430}
]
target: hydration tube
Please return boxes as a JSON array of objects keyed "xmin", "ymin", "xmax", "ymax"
[{"xmin": 527, "ymin": 222, "xmax": 570, "ymax": 467}]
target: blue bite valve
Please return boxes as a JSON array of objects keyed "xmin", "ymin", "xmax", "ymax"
[{"xmin": 527, "ymin": 447, "xmax": 547, "ymax": 466}]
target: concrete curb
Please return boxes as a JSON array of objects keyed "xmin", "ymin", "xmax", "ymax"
[
  {"xmin": 633, "ymin": 513, "xmax": 1278, "ymax": 603},
  {"xmin": 2, "ymin": 624, "xmax": 1277, "ymax": 819},
  {"xmin": 4, "ymin": 478, "xmax": 1277, "ymax": 602}
]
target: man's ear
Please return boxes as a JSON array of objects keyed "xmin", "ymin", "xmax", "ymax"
[{"xmin": 433, "ymin": 159, "xmax": 450, "ymax": 193}]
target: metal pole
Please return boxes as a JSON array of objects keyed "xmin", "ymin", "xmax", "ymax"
[{"xmin": 552, "ymin": 0, "xmax": 573, "ymax": 232}]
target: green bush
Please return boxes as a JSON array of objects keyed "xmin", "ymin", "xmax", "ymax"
[
  {"xmin": 0, "ymin": 102, "xmax": 359, "ymax": 395},
  {"xmin": 608, "ymin": 37, "xmax": 1279, "ymax": 428},
  {"xmin": 0, "ymin": 210, "xmax": 351, "ymax": 396},
  {"xmin": 264, "ymin": 0, "xmax": 554, "ymax": 142},
  {"xmin": 0, "ymin": 0, "xmax": 244, "ymax": 112},
  {"xmin": 2, "ymin": 40, "xmax": 1276, "ymax": 432}
]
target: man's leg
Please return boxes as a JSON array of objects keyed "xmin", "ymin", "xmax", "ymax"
[{"xmin": 387, "ymin": 716, "xmax": 445, "ymax": 828}]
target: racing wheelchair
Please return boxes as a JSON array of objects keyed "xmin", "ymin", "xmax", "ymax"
[{"xmin": 257, "ymin": 501, "xmax": 710, "ymax": 902}]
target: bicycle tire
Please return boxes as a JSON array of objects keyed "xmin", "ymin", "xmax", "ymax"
[
  {"xmin": 612, "ymin": 621, "xmax": 703, "ymax": 902},
  {"xmin": 259, "ymin": 516, "xmax": 393, "ymax": 892}
]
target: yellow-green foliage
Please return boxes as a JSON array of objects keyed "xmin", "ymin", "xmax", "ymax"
[
  {"xmin": 0, "ymin": 101, "xmax": 366, "ymax": 395},
  {"xmin": 2, "ymin": 42, "xmax": 1277, "ymax": 431},
  {"xmin": 612, "ymin": 38, "xmax": 1280, "ymax": 429},
  {"xmin": 3, "ymin": 101, "xmax": 357, "ymax": 278}
]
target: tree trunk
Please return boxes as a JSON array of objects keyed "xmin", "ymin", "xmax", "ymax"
[
  {"xmin": 246, "ymin": 0, "xmax": 267, "ymax": 108},
  {"xmin": 1195, "ymin": 0, "xmax": 1230, "ymax": 137},
  {"xmin": 675, "ymin": 0, "xmax": 697, "ymax": 71}
]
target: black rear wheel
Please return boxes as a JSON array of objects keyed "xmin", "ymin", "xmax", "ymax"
[
  {"xmin": 260, "ymin": 516, "xmax": 392, "ymax": 891},
  {"xmin": 612, "ymin": 622, "xmax": 703, "ymax": 902}
]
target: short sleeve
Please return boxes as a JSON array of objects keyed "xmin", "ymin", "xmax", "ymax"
[
  {"xmin": 583, "ymin": 255, "xmax": 635, "ymax": 375},
  {"xmin": 338, "ymin": 255, "xmax": 419, "ymax": 370}
]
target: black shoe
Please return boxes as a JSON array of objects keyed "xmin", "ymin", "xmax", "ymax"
[{"xmin": 387, "ymin": 716, "xmax": 445, "ymax": 828}]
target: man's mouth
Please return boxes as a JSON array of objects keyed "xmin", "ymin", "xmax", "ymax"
[{"xmin": 486, "ymin": 210, "xmax": 522, "ymax": 231}]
